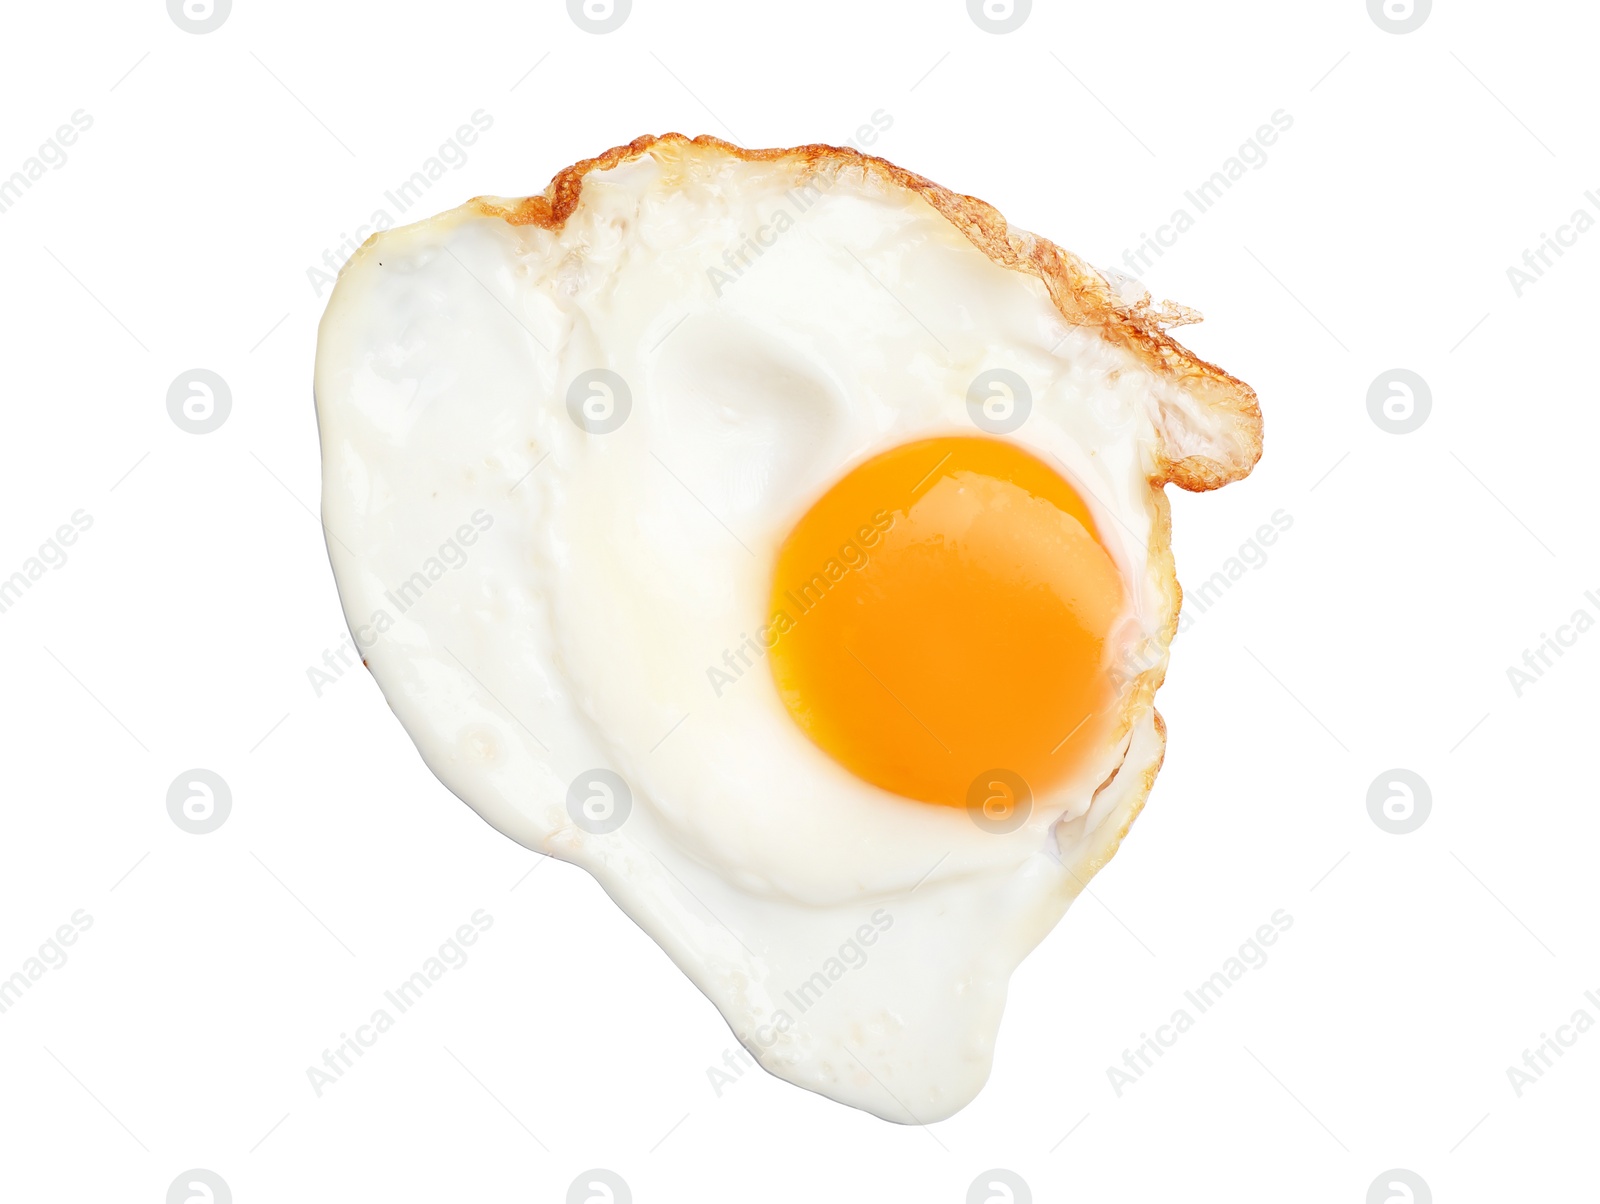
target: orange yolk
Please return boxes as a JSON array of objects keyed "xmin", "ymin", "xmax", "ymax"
[{"xmin": 767, "ymin": 436, "xmax": 1127, "ymax": 808}]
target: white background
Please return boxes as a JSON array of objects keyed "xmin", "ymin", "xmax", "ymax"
[{"xmin": 0, "ymin": 1, "xmax": 1593, "ymax": 1200}]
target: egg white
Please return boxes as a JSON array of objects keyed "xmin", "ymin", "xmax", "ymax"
[{"xmin": 316, "ymin": 138, "xmax": 1215, "ymax": 1121}]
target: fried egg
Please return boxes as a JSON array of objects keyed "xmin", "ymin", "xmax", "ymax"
[{"xmin": 313, "ymin": 135, "xmax": 1261, "ymax": 1122}]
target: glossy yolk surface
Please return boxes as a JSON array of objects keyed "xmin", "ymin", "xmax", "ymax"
[{"xmin": 767, "ymin": 436, "xmax": 1126, "ymax": 808}]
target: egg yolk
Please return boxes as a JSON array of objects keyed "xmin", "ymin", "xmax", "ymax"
[{"xmin": 767, "ymin": 436, "xmax": 1127, "ymax": 809}]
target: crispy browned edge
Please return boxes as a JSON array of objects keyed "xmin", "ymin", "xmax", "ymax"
[
  {"xmin": 1077, "ymin": 710, "xmax": 1167, "ymax": 883},
  {"xmin": 469, "ymin": 132, "xmax": 1264, "ymax": 493}
]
